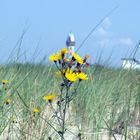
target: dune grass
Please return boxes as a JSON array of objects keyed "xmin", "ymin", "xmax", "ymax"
[{"xmin": 0, "ymin": 63, "xmax": 139, "ymax": 140}]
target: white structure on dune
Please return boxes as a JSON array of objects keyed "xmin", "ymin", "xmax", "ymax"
[
  {"xmin": 121, "ymin": 58, "xmax": 140, "ymax": 69},
  {"xmin": 66, "ymin": 32, "xmax": 75, "ymax": 58},
  {"xmin": 122, "ymin": 41, "xmax": 140, "ymax": 69}
]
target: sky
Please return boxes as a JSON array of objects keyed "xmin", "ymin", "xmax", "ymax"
[{"xmin": 0, "ymin": 0, "xmax": 140, "ymax": 67}]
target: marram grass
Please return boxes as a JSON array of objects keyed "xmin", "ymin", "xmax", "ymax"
[{"xmin": 0, "ymin": 63, "xmax": 139, "ymax": 139}]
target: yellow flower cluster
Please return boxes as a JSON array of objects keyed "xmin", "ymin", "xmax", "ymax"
[
  {"xmin": 49, "ymin": 48, "xmax": 68, "ymax": 62},
  {"xmin": 64, "ymin": 69, "xmax": 88, "ymax": 82},
  {"xmin": 49, "ymin": 47, "xmax": 89, "ymax": 84},
  {"xmin": 49, "ymin": 48, "xmax": 89, "ymax": 66},
  {"xmin": 56, "ymin": 69, "xmax": 88, "ymax": 82}
]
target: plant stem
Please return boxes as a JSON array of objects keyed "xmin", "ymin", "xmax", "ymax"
[{"xmin": 61, "ymin": 87, "xmax": 69, "ymax": 140}]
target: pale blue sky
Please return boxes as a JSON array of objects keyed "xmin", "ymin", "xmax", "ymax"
[{"xmin": 0, "ymin": 0, "xmax": 140, "ymax": 66}]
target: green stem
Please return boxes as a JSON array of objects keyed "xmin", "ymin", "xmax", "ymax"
[{"xmin": 61, "ymin": 87, "xmax": 69, "ymax": 140}]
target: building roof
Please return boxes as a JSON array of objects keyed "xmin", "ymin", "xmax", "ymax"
[
  {"xmin": 121, "ymin": 58, "xmax": 140, "ymax": 64},
  {"xmin": 66, "ymin": 32, "xmax": 75, "ymax": 46}
]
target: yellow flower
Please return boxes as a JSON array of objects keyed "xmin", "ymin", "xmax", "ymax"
[
  {"xmin": 61, "ymin": 48, "xmax": 68, "ymax": 55},
  {"xmin": 85, "ymin": 55, "xmax": 89, "ymax": 59},
  {"xmin": 2, "ymin": 80, "xmax": 8, "ymax": 85},
  {"xmin": 43, "ymin": 94, "xmax": 57, "ymax": 102},
  {"xmin": 5, "ymin": 99, "xmax": 12, "ymax": 105},
  {"xmin": 33, "ymin": 108, "xmax": 39, "ymax": 113},
  {"xmin": 83, "ymin": 55, "xmax": 90, "ymax": 63},
  {"xmin": 65, "ymin": 69, "xmax": 78, "ymax": 82},
  {"xmin": 11, "ymin": 115, "xmax": 17, "ymax": 123},
  {"xmin": 72, "ymin": 53, "xmax": 83, "ymax": 64},
  {"xmin": 55, "ymin": 69, "xmax": 65, "ymax": 76},
  {"xmin": 49, "ymin": 53, "xmax": 61, "ymax": 62},
  {"xmin": 55, "ymin": 71, "xmax": 62, "ymax": 76},
  {"xmin": 77, "ymin": 72, "xmax": 88, "ymax": 80}
]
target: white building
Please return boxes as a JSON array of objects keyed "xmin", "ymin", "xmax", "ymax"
[
  {"xmin": 66, "ymin": 32, "xmax": 75, "ymax": 58},
  {"xmin": 121, "ymin": 58, "xmax": 140, "ymax": 69}
]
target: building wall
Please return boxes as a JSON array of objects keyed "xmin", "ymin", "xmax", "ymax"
[{"xmin": 122, "ymin": 60, "xmax": 140, "ymax": 69}]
